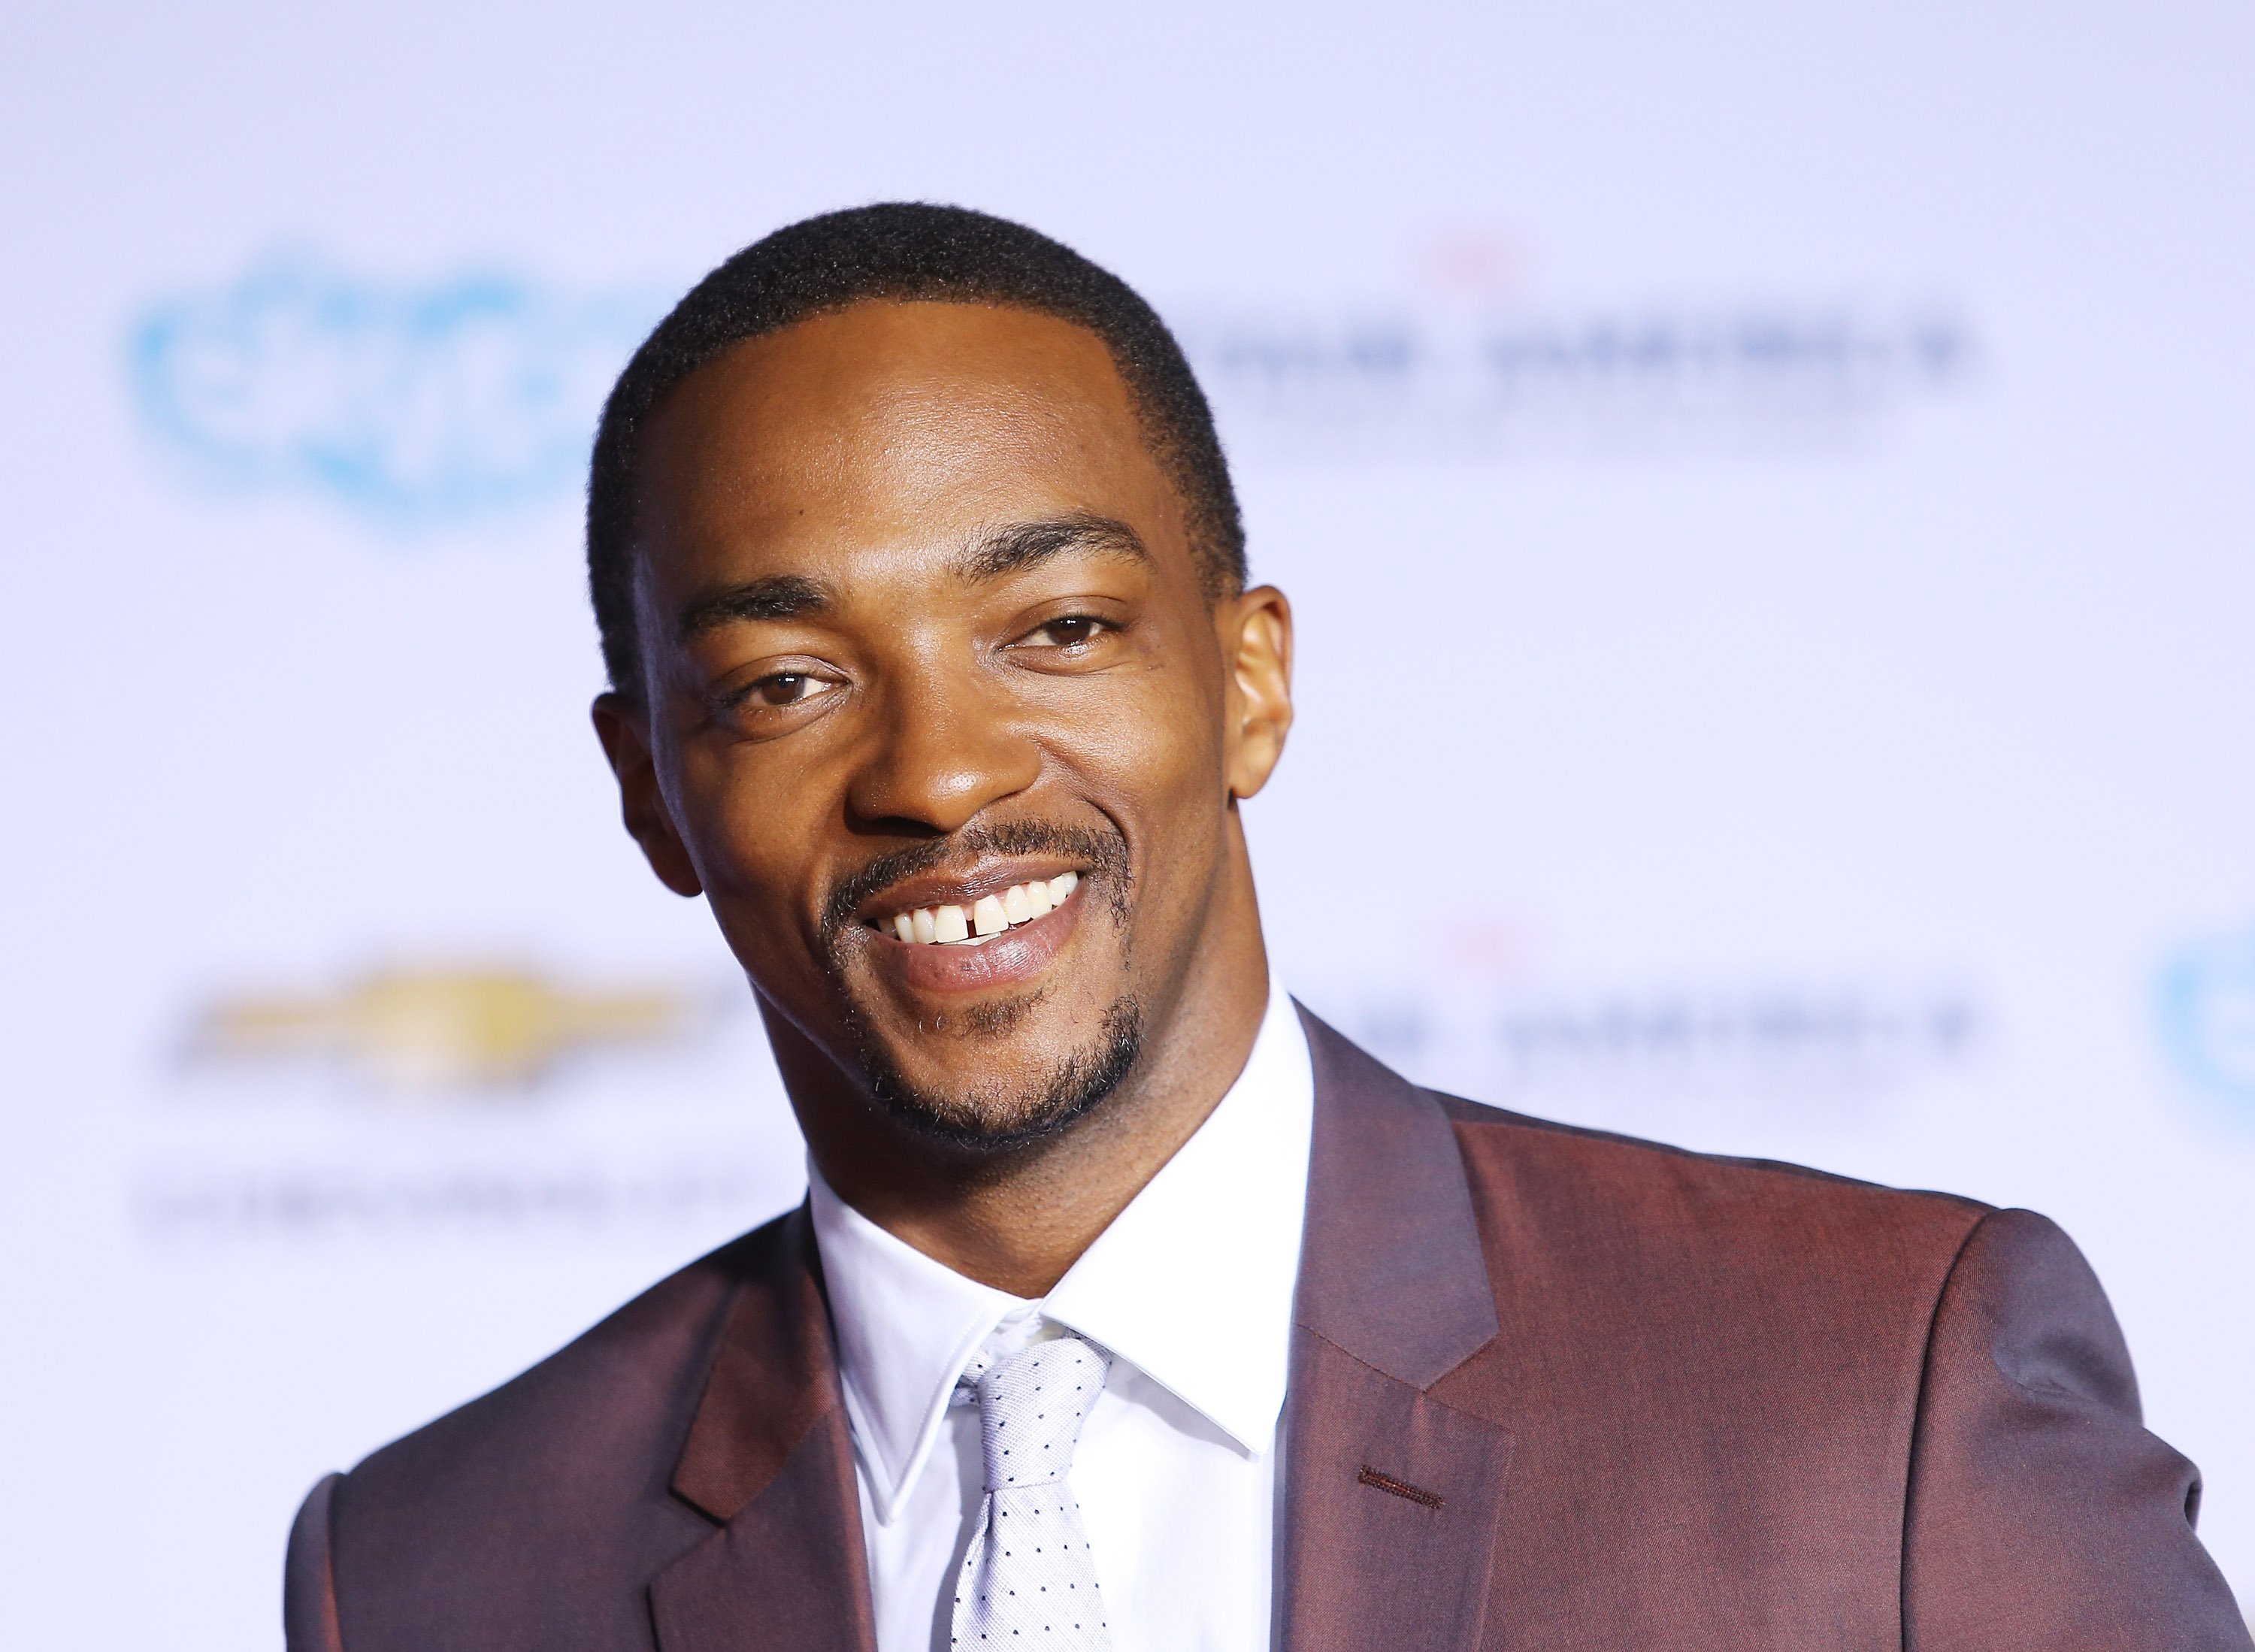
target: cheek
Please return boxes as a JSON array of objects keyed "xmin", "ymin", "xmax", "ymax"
[
  {"xmin": 670, "ymin": 741, "xmax": 831, "ymax": 915},
  {"xmin": 1064, "ymin": 668, "xmax": 1230, "ymax": 841}
]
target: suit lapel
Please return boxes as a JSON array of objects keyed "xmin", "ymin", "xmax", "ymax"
[
  {"xmin": 1279, "ymin": 1009, "xmax": 1514, "ymax": 1652},
  {"xmin": 649, "ymin": 1206, "xmax": 878, "ymax": 1652}
]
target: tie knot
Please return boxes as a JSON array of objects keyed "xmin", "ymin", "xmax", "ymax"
[{"xmin": 967, "ymin": 1335, "xmax": 1107, "ymax": 1492}]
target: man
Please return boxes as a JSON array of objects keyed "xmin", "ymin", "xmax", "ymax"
[{"xmin": 283, "ymin": 204, "xmax": 2249, "ymax": 1650}]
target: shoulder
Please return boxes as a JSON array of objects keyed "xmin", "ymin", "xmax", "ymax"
[
  {"xmin": 1436, "ymin": 1089, "xmax": 1990, "ymax": 1278},
  {"xmin": 318, "ymin": 1213, "xmax": 799, "ymax": 1647},
  {"xmin": 1428, "ymin": 1091, "xmax": 2002, "ymax": 1427},
  {"xmin": 347, "ymin": 1214, "xmax": 785, "ymax": 1494}
]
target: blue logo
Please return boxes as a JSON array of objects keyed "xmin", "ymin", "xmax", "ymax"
[
  {"xmin": 130, "ymin": 256, "xmax": 659, "ymax": 524},
  {"xmin": 2158, "ymin": 924, "xmax": 2255, "ymax": 1115}
]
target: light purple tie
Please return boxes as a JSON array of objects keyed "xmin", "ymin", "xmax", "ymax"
[{"xmin": 951, "ymin": 1336, "xmax": 1114, "ymax": 1650}]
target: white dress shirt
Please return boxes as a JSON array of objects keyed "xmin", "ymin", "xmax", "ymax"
[{"xmin": 807, "ymin": 976, "xmax": 1315, "ymax": 1652}]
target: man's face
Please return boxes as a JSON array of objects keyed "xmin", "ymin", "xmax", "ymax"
[{"xmin": 598, "ymin": 301, "xmax": 1290, "ymax": 1148}]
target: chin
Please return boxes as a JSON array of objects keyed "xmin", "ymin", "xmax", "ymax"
[{"xmin": 851, "ymin": 994, "xmax": 1145, "ymax": 1151}]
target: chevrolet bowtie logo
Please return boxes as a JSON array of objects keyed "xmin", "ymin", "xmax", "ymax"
[{"xmin": 190, "ymin": 964, "xmax": 711, "ymax": 1091}]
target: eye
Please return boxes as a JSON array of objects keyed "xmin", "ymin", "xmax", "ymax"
[
  {"xmin": 1028, "ymin": 616, "xmax": 1109, "ymax": 649},
  {"xmin": 719, "ymin": 670, "xmax": 840, "ymax": 721},
  {"xmin": 743, "ymin": 671, "xmax": 832, "ymax": 707}
]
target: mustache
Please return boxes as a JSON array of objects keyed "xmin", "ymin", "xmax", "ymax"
[{"xmin": 817, "ymin": 818, "xmax": 1132, "ymax": 952}]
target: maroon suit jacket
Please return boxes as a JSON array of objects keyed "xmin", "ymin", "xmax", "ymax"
[{"xmin": 286, "ymin": 1010, "xmax": 2250, "ymax": 1649}]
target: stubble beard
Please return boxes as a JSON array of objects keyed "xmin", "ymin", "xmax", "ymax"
[{"xmin": 845, "ymin": 991, "xmax": 1146, "ymax": 1151}]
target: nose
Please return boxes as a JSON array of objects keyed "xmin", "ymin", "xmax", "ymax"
[{"xmin": 843, "ymin": 657, "xmax": 1043, "ymax": 836}]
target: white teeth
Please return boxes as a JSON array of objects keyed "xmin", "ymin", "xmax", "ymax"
[{"xmin": 878, "ymin": 874, "xmax": 1082, "ymax": 945}]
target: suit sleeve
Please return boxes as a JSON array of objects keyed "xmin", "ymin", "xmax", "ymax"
[
  {"xmin": 1902, "ymin": 1206, "xmax": 2250, "ymax": 1648},
  {"xmin": 285, "ymin": 1473, "xmax": 347, "ymax": 1652}
]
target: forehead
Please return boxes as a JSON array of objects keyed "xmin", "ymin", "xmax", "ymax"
[{"xmin": 631, "ymin": 301, "xmax": 1188, "ymax": 590}]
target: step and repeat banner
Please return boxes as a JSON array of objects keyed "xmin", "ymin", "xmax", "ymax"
[{"xmin": 3, "ymin": 2, "xmax": 2250, "ymax": 1644}]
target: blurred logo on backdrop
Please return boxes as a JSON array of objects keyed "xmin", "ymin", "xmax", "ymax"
[
  {"xmin": 1179, "ymin": 227, "xmax": 1975, "ymax": 456},
  {"xmin": 2157, "ymin": 922, "xmax": 2255, "ymax": 1118},
  {"xmin": 129, "ymin": 247, "xmax": 1975, "ymax": 522},
  {"xmin": 1330, "ymin": 979, "xmax": 1981, "ymax": 1126},
  {"xmin": 138, "ymin": 960, "xmax": 780, "ymax": 1246},
  {"xmin": 184, "ymin": 961, "xmax": 719, "ymax": 1092},
  {"xmin": 1301, "ymin": 916, "xmax": 1983, "ymax": 1132},
  {"xmin": 130, "ymin": 256, "xmax": 658, "ymax": 522},
  {"xmin": 1176, "ymin": 301, "xmax": 1972, "ymax": 457}
]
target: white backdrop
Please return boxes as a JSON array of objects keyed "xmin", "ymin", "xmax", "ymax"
[{"xmin": 3, "ymin": 3, "xmax": 2252, "ymax": 1644}]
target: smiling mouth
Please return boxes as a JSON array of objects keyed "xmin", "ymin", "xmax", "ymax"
[{"xmin": 867, "ymin": 872, "xmax": 1080, "ymax": 948}]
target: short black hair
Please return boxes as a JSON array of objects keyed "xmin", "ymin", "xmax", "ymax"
[{"xmin": 586, "ymin": 202, "xmax": 1245, "ymax": 698}]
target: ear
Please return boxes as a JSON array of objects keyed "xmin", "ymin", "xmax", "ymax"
[
  {"xmin": 1217, "ymin": 584, "xmax": 1294, "ymax": 801},
  {"xmin": 591, "ymin": 693, "xmax": 704, "ymax": 897}
]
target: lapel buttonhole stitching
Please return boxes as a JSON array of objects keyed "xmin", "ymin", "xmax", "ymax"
[{"xmin": 1355, "ymin": 1466, "xmax": 1445, "ymax": 1510}]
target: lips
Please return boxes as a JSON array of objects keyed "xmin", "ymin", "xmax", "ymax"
[{"xmin": 850, "ymin": 861, "xmax": 1090, "ymax": 998}]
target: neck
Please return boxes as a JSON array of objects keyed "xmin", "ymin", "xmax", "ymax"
[{"xmin": 771, "ymin": 857, "xmax": 1271, "ymax": 1299}]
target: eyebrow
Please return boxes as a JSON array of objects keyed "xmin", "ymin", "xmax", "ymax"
[
  {"xmin": 955, "ymin": 513, "xmax": 1152, "ymax": 582},
  {"xmin": 673, "ymin": 514, "xmax": 1149, "ymax": 643},
  {"xmin": 676, "ymin": 573, "xmax": 830, "ymax": 643}
]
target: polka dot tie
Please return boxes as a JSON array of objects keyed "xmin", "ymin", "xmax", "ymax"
[{"xmin": 950, "ymin": 1335, "xmax": 1114, "ymax": 1649}]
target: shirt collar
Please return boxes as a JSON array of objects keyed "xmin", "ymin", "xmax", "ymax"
[
  {"xmin": 807, "ymin": 1170, "xmax": 1025, "ymax": 1522},
  {"xmin": 808, "ymin": 975, "xmax": 1315, "ymax": 1524}
]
